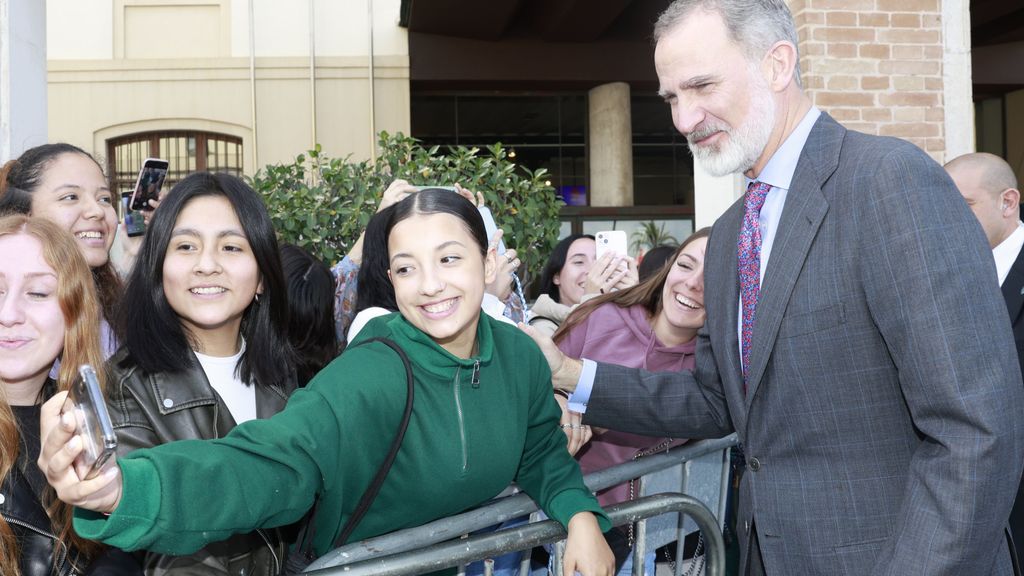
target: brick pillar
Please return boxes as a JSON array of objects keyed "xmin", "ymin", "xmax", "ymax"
[{"xmin": 789, "ymin": 0, "xmax": 950, "ymax": 163}]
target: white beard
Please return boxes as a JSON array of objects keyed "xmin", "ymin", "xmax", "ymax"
[{"xmin": 686, "ymin": 67, "xmax": 776, "ymax": 177}]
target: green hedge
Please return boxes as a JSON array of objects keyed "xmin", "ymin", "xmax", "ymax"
[{"xmin": 250, "ymin": 132, "xmax": 563, "ymax": 287}]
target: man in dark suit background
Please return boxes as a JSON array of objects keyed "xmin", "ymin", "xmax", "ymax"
[
  {"xmin": 946, "ymin": 152, "xmax": 1024, "ymax": 567},
  {"xmin": 525, "ymin": 1, "xmax": 1024, "ymax": 574}
]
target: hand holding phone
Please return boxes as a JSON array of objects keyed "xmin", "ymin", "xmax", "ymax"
[
  {"xmin": 61, "ymin": 365, "xmax": 117, "ymax": 480},
  {"xmin": 129, "ymin": 158, "xmax": 169, "ymax": 211}
]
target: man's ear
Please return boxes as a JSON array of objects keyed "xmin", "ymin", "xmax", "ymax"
[
  {"xmin": 766, "ymin": 41, "xmax": 799, "ymax": 92},
  {"xmin": 1002, "ymin": 187, "xmax": 1021, "ymax": 217}
]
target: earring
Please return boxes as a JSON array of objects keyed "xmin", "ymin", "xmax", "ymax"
[{"xmin": 254, "ymin": 293, "xmax": 260, "ymax": 303}]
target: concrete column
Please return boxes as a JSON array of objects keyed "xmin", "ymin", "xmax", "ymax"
[
  {"xmin": 942, "ymin": 0, "xmax": 974, "ymax": 161},
  {"xmin": 693, "ymin": 160, "xmax": 745, "ymax": 229},
  {"xmin": 588, "ymin": 82, "xmax": 632, "ymax": 206},
  {"xmin": 0, "ymin": 0, "xmax": 48, "ymax": 162}
]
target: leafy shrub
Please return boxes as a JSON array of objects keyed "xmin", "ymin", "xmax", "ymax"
[{"xmin": 251, "ymin": 132, "xmax": 563, "ymax": 287}]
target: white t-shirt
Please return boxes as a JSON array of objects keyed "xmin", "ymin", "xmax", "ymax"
[{"xmin": 194, "ymin": 340, "xmax": 257, "ymax": 424}]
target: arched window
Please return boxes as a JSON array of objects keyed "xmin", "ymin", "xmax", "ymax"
[{"xmin": 106, "ymin": 131, "xmax": 243, "ymax": 193}]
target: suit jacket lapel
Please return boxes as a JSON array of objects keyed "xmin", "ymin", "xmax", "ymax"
[
  {"xmin": 744, "ymin": 115, "xmax": 843, "ymax": 406},
  {"xmin": 1002, "ymin": 245, "xmax": 1024, "ymax": 322}
]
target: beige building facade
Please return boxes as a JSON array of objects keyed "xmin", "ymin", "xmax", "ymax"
[
  {"xmin": 46, "ymin": 0, "xmax": 410, "ymax": 180},
  {"xmin": 16, "ymin": 0, "xmax": 1023, "ymax": 226}
]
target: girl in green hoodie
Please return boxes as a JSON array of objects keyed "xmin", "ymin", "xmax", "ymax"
[{"xmin": 40, "ymin": 188, "xmax": 615, "ymax": 576}]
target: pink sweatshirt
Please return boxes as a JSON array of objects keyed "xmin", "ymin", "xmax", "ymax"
[{"xmin": 557, "ymin": 301, "xmax": 696, "ymax": 507}]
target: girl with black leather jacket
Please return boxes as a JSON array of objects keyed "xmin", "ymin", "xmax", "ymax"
[
  {"xmin": 0, "ymin": 214, "xmax": 140, "ymax": 576},
  {"xmin": 101, "ymin": 173, "xmax": 298, "ymax": 576}
]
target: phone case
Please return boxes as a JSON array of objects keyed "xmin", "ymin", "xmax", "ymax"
[
  {"xmin": 596, "ymin": 230, "xmax": 628, "ymax": 259},
  {"xmin": 129, "ymin": 159, "xmax": 169, "ymax": 211},
  {"xmin": 62, "ymin": 365, "xmax": 117, "ymax": 480}
]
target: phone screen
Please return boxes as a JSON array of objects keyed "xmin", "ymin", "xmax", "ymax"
[
  {"xmin": 121, "ymin": 193, "xmax": 146, "ymax": 237},
  {"xmin": 129, "ymin": 159, "xmax": 170, "ymax": 211}
]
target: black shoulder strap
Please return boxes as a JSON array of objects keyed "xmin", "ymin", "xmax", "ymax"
[
  {"xmin": 287, "ymin": 336, "xmax": 415, "ymax": 570},
  {"xmin": 333, "ymin": 336, "xmax": 415, "ymax": 547}
]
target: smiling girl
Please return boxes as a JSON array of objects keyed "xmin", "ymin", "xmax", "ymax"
[
  {"xmin": 0, "ymin": 215, "xmax": 139, "ymax": 576},
  {"xmin": 39, "ymin": 189, "xmax": 615, "ymax": 576},
  {"xmin": 101, "ymin": 173, "xmax": 297, "ymax": 575},
  {"xmin": 0, "ymin": 144, "xmax": 123, "ymax": 357},
  {"xmin": 552, "ymin": 227, "xmax": 709, "ymax": 575}
]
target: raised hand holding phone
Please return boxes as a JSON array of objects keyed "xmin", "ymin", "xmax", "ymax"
[{"xmin": 39, "ymin": 391, "xmax": 122, "ymax": 514}]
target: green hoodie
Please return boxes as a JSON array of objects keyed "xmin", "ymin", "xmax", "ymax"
[{"xmin": 75, "ymin": 312, "xmax": 608, "ymax": 558}]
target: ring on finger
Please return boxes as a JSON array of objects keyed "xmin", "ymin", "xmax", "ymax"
[{"xmin": 560, "ymin": 424, "xmax": 573, "ymax": 429}]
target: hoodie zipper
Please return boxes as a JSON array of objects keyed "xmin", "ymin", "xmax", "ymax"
[
  {"xmin": 453, "ymin": 367, "xmax": 468, "ymax": 472},
  {"xmin": 1, "ymin": 513, "xmax": 74, "ymax": 575}
]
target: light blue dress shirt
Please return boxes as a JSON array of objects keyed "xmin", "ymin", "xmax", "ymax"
[{"xmin": 568, "ymin": 107, "xmax": 822, "ymax": 413}]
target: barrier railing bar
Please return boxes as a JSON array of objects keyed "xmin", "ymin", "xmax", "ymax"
[
  {"xmin": 304, "ymin": 493, "xmax": 726, "ymax": 576},
  {"xmin": 305, "ymin": 434, "xmax": 738, "ymax": 571}
]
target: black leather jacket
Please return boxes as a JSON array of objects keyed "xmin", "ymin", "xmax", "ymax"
[
  {"xmin": 106, "ymin": 347, "xmax": 298, "ymax": 576},
  {"xmin": 1, "ymin": 448, "xmax": 142, "ymax": 576}
]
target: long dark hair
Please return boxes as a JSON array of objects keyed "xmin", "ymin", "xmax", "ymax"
[
  {"xmin": 281, "ymin": 243, "xmax": 338, "ymax": 385},
  {"xmin": 0, "ymin": 143, "xmax": 123, "ymax": 337},
  {"xmin": 355, "ymin": 188, "xmax": 488, "ymax": 315},
  {"xmin": 553, "ymin": 227, "xmax": 711, "ymax": 343},
  {"xmin": 118, "ymin": 172, "xmax": 295, "ymax": 388},
  {"xmin": 536, "ymin": 233, "xmax": 595, "ymax": 303}
]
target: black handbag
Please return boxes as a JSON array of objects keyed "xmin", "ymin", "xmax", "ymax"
[{"xmin": 283, "ymin": 337, "xmax": 415, "ymax": 574}]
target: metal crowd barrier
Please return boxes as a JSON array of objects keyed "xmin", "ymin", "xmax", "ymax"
[{"xmin": 305, "ymin": 434, "xmax": 739, "ymax": 576}]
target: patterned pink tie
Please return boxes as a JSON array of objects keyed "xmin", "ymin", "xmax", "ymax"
[{"xmin": 738, "ymin": 181, "xmax": 771, "ymax": 388}]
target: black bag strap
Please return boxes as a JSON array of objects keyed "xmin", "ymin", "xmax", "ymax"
[
  {"xmin": 333, "ymin": 336, "xmax": 415, "ymax": 547},
  {"xmin": 287, "ymin": 336, "xmax": 415, "ymax": 571}
]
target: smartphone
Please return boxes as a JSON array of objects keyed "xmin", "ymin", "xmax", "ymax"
[
  {"xmin": 416, "ymin": 186, "xmax": 506, "ymax": 255},
  {"xmin": 128, "ymin": 158, "xmax": 169, "ymax": 211},
  {"xmin": 61, "ymin": 365, "xmax": 117, "ymax": 480},
  {"xmin": 595, "ymin": 230, "xmax": 628, "ymax": 260},
  {"xmin": 121, "ymin": 192, "xmax": 146, "ymax": 237}
]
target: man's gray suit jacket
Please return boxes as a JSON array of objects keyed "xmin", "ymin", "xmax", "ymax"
[{"xmin": 584, "ymin": 113, "xmax": 1024, "ymax": 575}]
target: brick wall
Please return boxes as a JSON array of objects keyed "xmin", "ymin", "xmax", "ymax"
[{"xmin": 789, "ymin": 0, "xmax": 947, "ymax": 162}]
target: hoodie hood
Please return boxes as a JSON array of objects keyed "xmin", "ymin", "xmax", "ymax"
[{"xmin": 351, "ymin": 311, "xmax": 495, "ymax": 380}]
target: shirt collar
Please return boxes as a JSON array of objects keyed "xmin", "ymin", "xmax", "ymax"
[
  {"xmin": 748, "ymin": 107, "xmax": 821, "ymax": 191},
  {"xmin": 993, "ymin": 221, "xmax": 1024, "ymax": 286}
]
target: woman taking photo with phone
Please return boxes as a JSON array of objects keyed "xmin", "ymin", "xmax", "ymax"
[
  {"xmin": 98, "ymin": 173, "xmax": 297, "ymax": 575},
  {"xmin": 0, "ymin": 215, "xmax": 139, "ymax": 576},
  {"xmin": 39, "ymin": 189, "xmax": 615, "ymax": 576},
  {"xmin": 0, "ymin": 144, "xmax": 123, "ymax": 357},
  {"xmin": 530, "ymin": 234, "xmax": 638, "ymax": 337}
]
